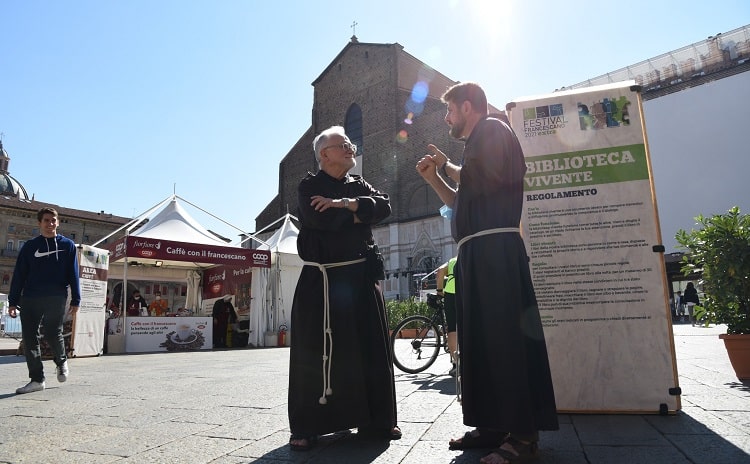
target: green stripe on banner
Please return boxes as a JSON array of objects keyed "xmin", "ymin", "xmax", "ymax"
[{"xmin": 523, "ymin": 143, "xmax": 648, "ymax": 191}]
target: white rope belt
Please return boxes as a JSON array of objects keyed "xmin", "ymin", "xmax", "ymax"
[
  {"xmin": 457, "ymin": 227, "xmax": 520, "ymax": 252},
  {"xmin": 303, "ymin": 257, "xmax": 366, "ymax": 405}
]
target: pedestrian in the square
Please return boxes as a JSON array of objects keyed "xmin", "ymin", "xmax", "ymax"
[{"xmin": 8, "ymin": 207, "xmax": 80, "ymax": 394}]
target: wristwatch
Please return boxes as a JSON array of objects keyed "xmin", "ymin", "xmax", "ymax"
[
  {"xmin": 440, "ymin": 158, "xmax": 451, "ymax": 177},
  {"xmin": 342, "ymin": 198, "xmax": 350, "ymax": 208}
]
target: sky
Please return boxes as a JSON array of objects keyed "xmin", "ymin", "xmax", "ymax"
[{"xmin": 1, "ymin": 0, "xmax": 748, "ymax": 243}]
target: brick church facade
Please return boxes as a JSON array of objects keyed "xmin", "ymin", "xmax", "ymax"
[{"xmin": 254, "ymin": 38, "xmax": 477, "ymax": 299}]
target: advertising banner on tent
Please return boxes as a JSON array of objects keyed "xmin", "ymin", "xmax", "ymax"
[
  {"xmin": 202, "ymin": 265, "xmax": 253, "ymax": 319},
  {"xmin": 111, "ymin": 236, "xmax": 271, "ymax": 267},
  {"xmin": 72, "ymin": 245, "xmax": 109, "ymax": 357},
  {"xmin": 125, "ymin": 316, "xmax": 212, "ymax": 352},
  {"xmin": 507, "ymin": 81, "xmax": 678, "ymax": 412}
]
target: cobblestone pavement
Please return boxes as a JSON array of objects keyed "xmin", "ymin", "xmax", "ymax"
[{"xmin": 0, "ymin": 323, "xmax": 748, "ymax": 463}]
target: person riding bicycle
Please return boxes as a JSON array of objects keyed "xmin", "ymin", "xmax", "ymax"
[{"xmin": 436, "ymin": 257, "xmax": 458, "ymax": 376}]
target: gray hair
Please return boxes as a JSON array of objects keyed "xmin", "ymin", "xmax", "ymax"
[{"xmin": 312, "ymin": 125, "xmax": 347, "ymax": 165}]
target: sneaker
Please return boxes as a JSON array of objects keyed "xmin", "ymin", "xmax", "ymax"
[
  {"xmin": 16, "ymin": 381, "xmax": 45, "ymax": 394},
  {"xmin": 57, "ymin": 361, "xmax": 69, "ymax": 383},
  {"xmin": 448, "ymin": 364, "xmax": 457, "ymax": 377}
]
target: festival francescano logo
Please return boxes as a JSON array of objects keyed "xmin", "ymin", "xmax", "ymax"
[{"xmin": 522, "ymin": 103, "xmax": 566, "ymax": 138}]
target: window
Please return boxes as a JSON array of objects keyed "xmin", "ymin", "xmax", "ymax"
[
  {"xmin": 7, "ymin": 224, "xmax": 14, "ymax": 232},
  {"xmin": 70, "ymin": 233, "xmax": 76, "ymax": 240},
  {"xmin": 18, "ymin": 240, "xmax": 25, "ymax": 250},
  {"xmin": 6, "ymin": 241, "xmax": 13, "ymax": 251},
  {"xmin": 344, "ymin": 103, "xmax": 363, "ymax": 156}
]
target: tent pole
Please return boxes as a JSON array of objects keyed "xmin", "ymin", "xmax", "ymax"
[
  {"xmin": 92, "ymin": 195, "xmax": 173, "ymax": 247},
  {"xmin": 122, "ymin": 236, "xmax": 128, "ymax": 352}
]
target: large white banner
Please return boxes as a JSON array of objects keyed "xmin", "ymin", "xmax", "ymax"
[
  {"xmin": 72, "ymin": 245, "xmax": 109, "ymax": 357},
  {"xmin": 508, "ymin": 81, "xmax": 679, "ymax": 413}
]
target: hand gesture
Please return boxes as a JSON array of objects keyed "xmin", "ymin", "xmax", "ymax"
[{"xmin": 416, "ymin": 144, "xmax": 448, "ymax": 182}]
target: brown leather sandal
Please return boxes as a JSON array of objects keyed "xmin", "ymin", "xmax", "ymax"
[{"xmin": 479, "ymin": 435, "xmax": 539, "ymax": 464}]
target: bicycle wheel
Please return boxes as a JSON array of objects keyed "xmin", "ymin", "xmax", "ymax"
[{"xmin": 391, "ymin": 315, "xmax": 442, "ymax": 373}]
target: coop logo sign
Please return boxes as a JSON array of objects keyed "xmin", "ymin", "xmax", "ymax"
[{"xmin": 252, "ymin": 251, "xmax": 270, "ymax": 266}]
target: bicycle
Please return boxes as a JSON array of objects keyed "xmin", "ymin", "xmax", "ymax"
[{"xmin": 390, "ymin": 293, "xmax": 450, "ymax": 373}]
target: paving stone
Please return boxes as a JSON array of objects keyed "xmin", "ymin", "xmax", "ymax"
[
  {"xmin": 584, "ymin": 444, "xmax": 691, "ymax": 464},
  {"xmin": 0, "ymin": 324, "xmax": 747, "ymax": 463},
  {"xmin": 573, "ymin": 415, "xmax": 669, "ymax": 446}
]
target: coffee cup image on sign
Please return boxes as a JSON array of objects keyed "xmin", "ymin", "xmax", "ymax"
[{"xmin": 177, "ymin": 324, "xmax": 193, "ymax": 341}]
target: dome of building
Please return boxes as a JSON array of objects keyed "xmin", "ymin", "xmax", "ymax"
[{"xmin": 0, "ymin": 140, "xmax": 30, "ymax": 200}]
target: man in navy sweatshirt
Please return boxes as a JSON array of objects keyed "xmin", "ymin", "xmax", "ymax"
[{"xmin": 8, "ymin": 207, "xmax": 81, "ymax": 394}]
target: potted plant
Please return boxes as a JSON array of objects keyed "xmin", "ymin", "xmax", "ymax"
[
  {"xmin": 386, "ymin": 298, "xmax": 431, "ymax": 337},
  {"xmin": 675, "ymin": 206, "xmax": 750, "ymax": 380}
]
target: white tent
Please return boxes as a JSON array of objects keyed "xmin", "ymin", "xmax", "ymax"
[
  {"xmin": 129, "ymin": 197, "xmax": 230, "ymax": 245},
  {"xmin": 97, "ymin": 195, "xmax": 270, "ymax": 315},
  {"xmin": 249, "ymin": 214, "xmax": 302, "ymax": 347},
  {"xmin": 94, "ymin": 195, "xmax": 271, "ymax": 353}
]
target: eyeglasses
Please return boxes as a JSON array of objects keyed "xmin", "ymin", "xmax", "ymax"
[{"xmin": 323, "ymin": 141, "xmax": 357, "ymax": 153}]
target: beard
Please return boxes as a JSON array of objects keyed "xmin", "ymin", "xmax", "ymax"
[{"xmin": 448, "ymin": 119, "xmax": 465, "ymax": 139}]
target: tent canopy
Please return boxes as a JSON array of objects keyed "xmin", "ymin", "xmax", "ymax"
[
  {"xmin": 259, "ymin": 213, "xmax": 299, "ymax": 256},
  {"xmin": 129, "ymin": 198, "xmax": 229, "ymax": 246},
  {"xmin": 249, "ymin": 214, "xmax": 303, "ymax": 346},
  {"xmin": 106, "ymin": 196, "xmax": 270, "ymax": 269}
]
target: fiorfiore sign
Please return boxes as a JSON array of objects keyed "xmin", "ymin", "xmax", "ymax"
[{"xmin": 111, "ymin": 236, "xmax": 271, "ymax": 267}]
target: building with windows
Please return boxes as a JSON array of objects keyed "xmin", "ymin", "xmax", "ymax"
[{"xmin": 253, "ymin": 38, "xmax": 466, "ymax": 300}]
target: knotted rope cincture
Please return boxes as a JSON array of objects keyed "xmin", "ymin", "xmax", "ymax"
[
  {"xmin": 303, "ymin": 257, "xmax": 366, "ymax": 405},
  {"xmin": 456, "ymin": 227, "xmax": 520, "ymax": 252}
]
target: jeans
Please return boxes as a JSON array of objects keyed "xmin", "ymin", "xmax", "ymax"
[{"xmin": 20, "ymin": 295, "xmax": 68, "ymax": 382}]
